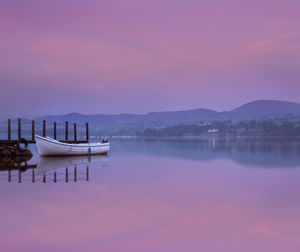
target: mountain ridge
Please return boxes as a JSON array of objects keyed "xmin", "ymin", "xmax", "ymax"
[
  {"xmin": 33, "ymin": 100, "xmax": 300, "ymax": 133},
  {"xmin": 39, "ymin": 99, "xmax": 300, "ymax": 117}
]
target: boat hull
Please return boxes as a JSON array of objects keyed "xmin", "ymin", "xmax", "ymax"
[{"xmin": 35, "ymin": 135, "xmax": 109, "ymax": 156}]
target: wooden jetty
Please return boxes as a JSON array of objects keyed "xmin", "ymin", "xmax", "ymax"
[
  {"xmin": 1, "ymin": 118, "xmax": 89, "ymax": 144},
  {"xmin": 0, "ymin": 119, "xmax": 95, "ymax": 183},
  {"xmin": 0, "ymin": 118, "xmax": 90, "ymax": 157}
]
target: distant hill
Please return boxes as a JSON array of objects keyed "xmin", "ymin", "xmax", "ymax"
[
  {"xmin": 223, "ymin": 100, "xmax": 300, "ymax": 120},
  {"xmin": 37, "ymin": 109, "xmax": 219, "ymax": 130},
  {"xmin": 144, "ymin": 108, "xmax": 218, "ymax": 124},
  {"xmin": 34, "ymin": 100, "xmax": 300, "ymax": 134}
]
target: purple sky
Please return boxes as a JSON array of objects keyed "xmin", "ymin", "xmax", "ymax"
[{"xmin": 0, "ymin": 0, "xmax": 299, "ymax": 115}]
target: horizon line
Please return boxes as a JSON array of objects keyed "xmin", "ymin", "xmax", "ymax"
[{"xmin": 1, "ymin": 98, "xmax": 300, "ymax": 118}]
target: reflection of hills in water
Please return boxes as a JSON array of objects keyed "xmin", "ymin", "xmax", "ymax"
[
  {"xmin": 0, "ymin": 155, "xmax": 108, "ymax": 183},
  {"xmin": 112, "ymin": 138, "xmax": 300, "ymax": 168}
]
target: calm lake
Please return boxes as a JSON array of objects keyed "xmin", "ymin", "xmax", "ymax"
[{"xmin": 1, "ymin": 137, "xmax": 300, "ymax": 252}]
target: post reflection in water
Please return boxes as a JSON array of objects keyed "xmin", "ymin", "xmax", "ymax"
[
  {"xmin": 65, "ymin": 167, "xmax": 68, "ymax": 183},
  {"xmin": 0, "ymin": 153, "xmax": 108, "ymax": 183},
  {"xmin": 32, "ymin": 169, "xmax": 35, "ymax": 183},
  {"xmin": 74, "ymin": 166, "xmax": 77, "ymax": 182},
  {"xmin": 18, "ymin": 170, "xmax": 21, "ymax": 183},
  {"xmin": 8, "ymin": 169, "xmax": 11, "ymax": 182}
]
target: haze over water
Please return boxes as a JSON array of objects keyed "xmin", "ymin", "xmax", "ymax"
[{"xmin": 0, "ymin": 138, "xmax": 300, "ymax": 252}]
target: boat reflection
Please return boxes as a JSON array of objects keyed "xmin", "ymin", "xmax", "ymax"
[{"xmin": 36, "ymin": 155, "xmax": 108, "ymax": 174}]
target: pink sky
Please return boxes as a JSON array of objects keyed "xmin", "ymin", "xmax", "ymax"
[{"xmin": 0, "ymin": 0, "xmax": 299, "ymax": 115}]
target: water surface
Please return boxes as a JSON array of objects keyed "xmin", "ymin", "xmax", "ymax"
[{"xmin": 0, "ymin": 138, "xmax": 300, "ymax": 252}]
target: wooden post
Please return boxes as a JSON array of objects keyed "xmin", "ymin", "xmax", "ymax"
[
  {"xmin": 8, "ymin": 119, "xmax": 11, "ymax": 140},
  {"xmin": 8, "ymin": 169, "xmax": 11, "ymax": 182},
  {"xmin": 43, "ymin": 120, "xmax": 46, "ymax": 137},
  {"xmin": 32, "ymin": 120, "xmax": 35, "ymax": 141},
  {"xmin": 54, "ymin": 172, "xmax": 57, "ymax": 183},
  {"xmin": 43, "ymin": 174, "xmax": 46, "ymax": 183},
  {"xmin": 18, "ymin": 118, "xmax": 21, "ymax": 140},
  {"xmin": 54, "ymin": 122, "xmax": 57, "ymax": 140},
  {"xmin": 86, "ymin": 166, "xmax": 89, "ymax": 181},
  {"xmin": 18, "ymin": 170, "xmax": 21, "ymax": 183},
  {"xmin": 65, "ymin": 121, "xmax": 69, "ymax": 141},
  {"xmin": 74, "ymin": 166, "xmax": 77, "ymax": 182},
  {"xmin": 32, "ymin": 170, "xmax": 35, "ymax": 183},
  {"xmin": 65, "ymin": 167, "xmax": 68, "ymax": 182},
  {"xmin": 86, "ymin": 122, "xmax": 89, "ymax": 142},
  {"xmin": 74, "ymin": 123, "xmax": 77, "ymax": 142}
]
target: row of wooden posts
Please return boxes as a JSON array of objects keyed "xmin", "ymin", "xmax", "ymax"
[
  {"xmin": 8, "ymin": 166, "xmax": 89, "ymax": 183},
  {"xmin": 6, "ymin": 119, "xmax": 89, "ymax": 143}
]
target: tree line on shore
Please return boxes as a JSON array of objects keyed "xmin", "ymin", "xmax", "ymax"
[{"xmin": 136, "ymin": 119, "xmax": 300, "ymax": 137}]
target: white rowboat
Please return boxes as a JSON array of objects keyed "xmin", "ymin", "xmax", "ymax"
[{"xmin": 35, "ymin": 135, "xmax": 109, "ymax": 156}]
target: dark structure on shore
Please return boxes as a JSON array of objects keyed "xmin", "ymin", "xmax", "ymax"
[
  {"xmin": 0, "ymin": 118, "xmax": 90, "ymax": 176},
  {"xmin": 0, "ymin": 118, "xmax": 89, "ymax": 157},
  {"xmin": 0, "ymin": 138, "xmax": 32, "ymax": 159}
]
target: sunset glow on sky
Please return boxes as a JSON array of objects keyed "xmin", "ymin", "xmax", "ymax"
[{"xmin": 0, "ymin": 0, "xmax": 299, "ymax": 115}]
